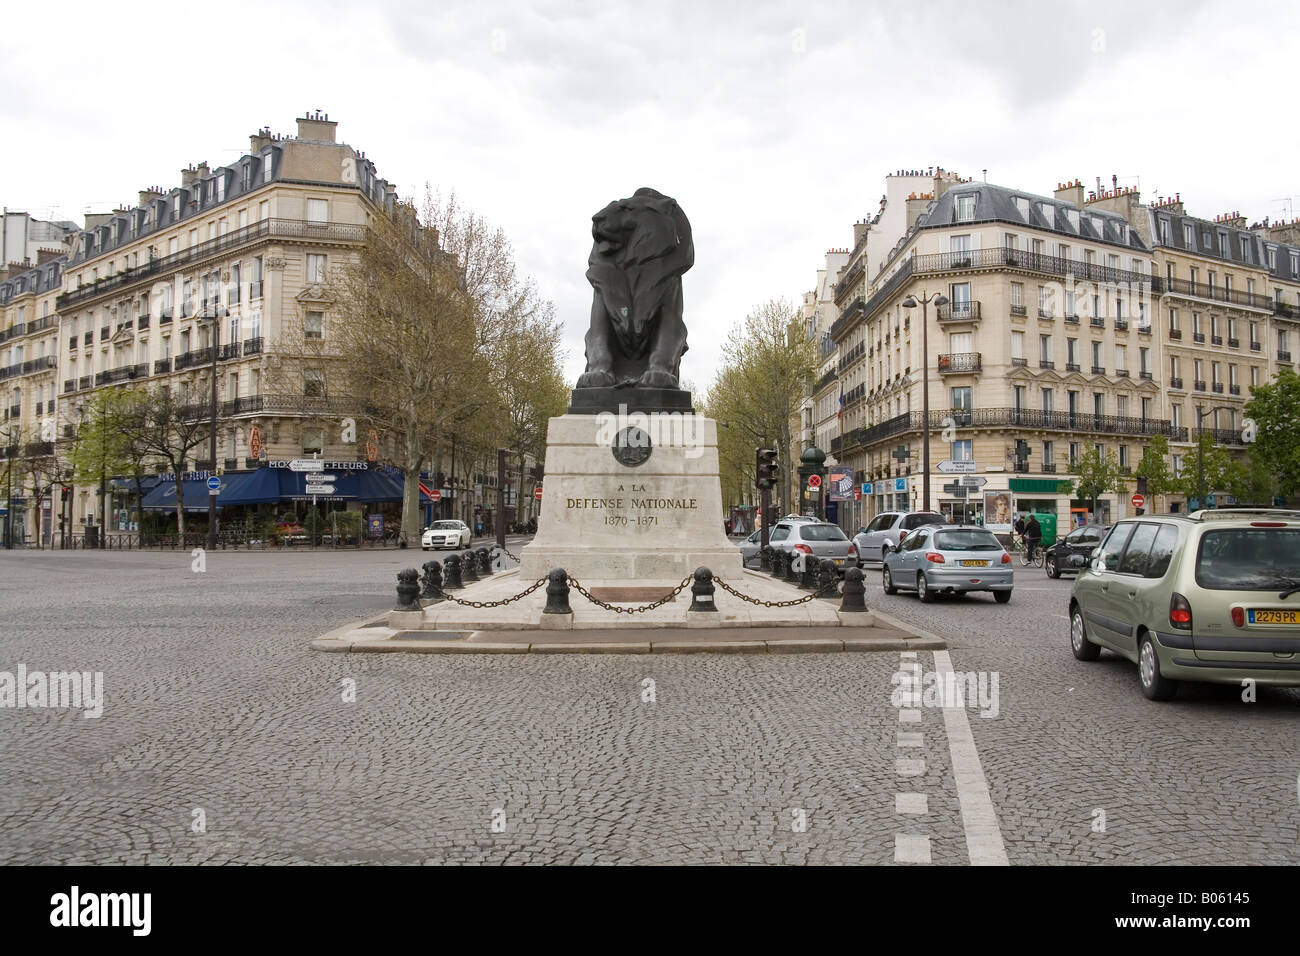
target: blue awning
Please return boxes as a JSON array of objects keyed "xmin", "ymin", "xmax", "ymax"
[
  {"xmin": 141, "ymin": 477, "xmax": 224, "ymax": 512},
  {"xmin": 218, "ymin": 468, "xmax": 282, "ymax": 505},
  {"xmin": 277, "ymin": 466, "xmax": 406, "ymax": 502}
]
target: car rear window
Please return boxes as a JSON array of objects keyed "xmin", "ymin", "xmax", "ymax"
[
  {"xmin": 800, "ymin": 525, "xmax": 848, "ymax": 541},
  {"xmin": 903, "ymin": 513, "xmax": 945, "ymax": 529},
  {"xmin": 1195, "ymin": 528, "xmax": 1300, "ymax": 590},
  {"xmin": 934, "ymin": 530, "xmax": 1001, "ymax": 551}
]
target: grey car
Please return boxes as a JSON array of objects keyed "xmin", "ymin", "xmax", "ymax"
[
  {"xmin": 737, "ymin": 517, "xmax": 825, "ymax": 568},
  {"xmin": 855, "ymin": 511, "xmax": 947, "ymax": 561},
  {"xmin": 768, "ymin": 520, "xmax": 859, "ymax": 574},
  {"xmin": 882, "ymin": 524, "xmax": 1014, "ymax": 602}
]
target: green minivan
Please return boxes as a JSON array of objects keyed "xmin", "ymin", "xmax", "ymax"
[{"xmin": 1068, "ymin": 509, "xmax": 1300, "ymax": 700}]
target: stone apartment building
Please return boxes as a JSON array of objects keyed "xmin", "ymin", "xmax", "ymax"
[{"xmin": 816, "ymin": 172, "xmax": 1300, "ymax": 537}]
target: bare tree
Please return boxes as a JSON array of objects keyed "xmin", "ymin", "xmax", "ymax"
[{"xmin": 125, "ymin": 385, "xmax": 212, "ymax": 536}]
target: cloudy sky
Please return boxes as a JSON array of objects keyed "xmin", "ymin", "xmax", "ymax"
[{"xmin": 4, "ymin": 0, "xmax": 1298, "ymax": 389}]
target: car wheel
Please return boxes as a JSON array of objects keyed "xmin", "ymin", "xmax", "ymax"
[
  {"xmin": 993, "ymin": 590, "xmax": 1012, "ymax": 604},
  {"xmin": 882, "ymin": 565, "xmax": 898, "ymax": 595},
  {"xmin": 1138, "ymin": 632, "xmax": 1178, "ymax": 701},
  {"xmin": 1070, "ymin": 605, "xmax": 1100, "ymax": 661},
  {"xmin": 917, "ymin": 573, "xmax": 936, "ymax": 603},
  {"xmin": 1046, "ymin": 555, "xmax": 1059, "ymax": 578}
]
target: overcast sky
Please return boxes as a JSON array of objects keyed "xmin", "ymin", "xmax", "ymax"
[{"xmin": 4, "ymin": 0, "xmax": 1298, "ymax": 390}]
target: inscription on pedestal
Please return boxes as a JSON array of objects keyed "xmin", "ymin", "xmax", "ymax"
[{"xmin": 566, "ymin": 483, "xmax": 699, "ymax": 527}]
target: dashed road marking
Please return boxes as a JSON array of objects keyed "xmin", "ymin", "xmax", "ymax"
[
  {"xmin": 894, "ymin": 833, "xmax": 932, "ymax": 863},
  {"xmin": 896, "ymin": 793, "xmax": 928, "ymax": 814},
  {"xmin": 898, "ymin": 709, "xmax": 922, "ymax": 723},
  {"xmin": 933, "ymin": 649, "xmax": 1009, "ymax": 866},
  {"xmin": 895, "ymin": 758, "xmax": 925, "ymax": 776},
  {"xmin": 897, "ymin": 732, "xmax": 924, "ymax": 748}
]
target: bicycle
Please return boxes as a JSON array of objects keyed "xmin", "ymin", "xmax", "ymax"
[{"xmin": 1021, "ymin": 538, "xmax": 1045, "ymax": 568}]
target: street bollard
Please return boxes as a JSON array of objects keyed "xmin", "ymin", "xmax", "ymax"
[
  {"xmin": 461, "ymin": 550, "xmax": 480, "ymax": 583},
  {"xmin": 760, "ymin": 544, "xmax": 772, "ymax": 572},
  {"xmin": 543, "ymin": 568, "xmax": 571, "ymax": 614},
  {"xmin": 476, "ymin": 547, "xmax": 493, "ymax": 576},
  {"xmin": 840, "ymin": 567, "xmax": 868, "ymax": 612},
  {"xmin": 421, "ymin": 561, "xmax": 445, "ymax": 602},
  {"xmin": 689, "ymin": 567, "xmax": 717, "ymax": 612},
  {"xmin": 395, "ymin": 568, "xmax": 421, "ymax": 610},
  {"xmin": 817, "ymin": 558, "xmax": 837, "ymax": 597},
  {"xmin": 799, "ymin": 551, "xmax": 819, "ymax": 590},
  {"xmin": 443, "ymin": 553, "xmax": 464, "ymax": 590},
  {"xmin": 783, "ymin": 549, "xmax": 801, "ymax": 584}
]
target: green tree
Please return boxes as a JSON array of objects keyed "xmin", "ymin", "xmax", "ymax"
[
  {"xmin": 1133, "ymin": 434, "xmax": 1178, "ymax": 501},
  {"xmin": 1244, "ymin": 367, "xmax": 1300, "ymax": 499},
  {"xmin": 1074, "ymin": 446, "xmax": 1123, "ymax": 516},
  {"xmin": 705, "ymin": 299, "xmax": 817, "ymax": 515},
  {"xmin": 68, "ymin": 390, "xmax": 142, "ymax": 531},
  {"xmin": 1178, "ymin": 432, "xmax": 1234, "ymax": 506}
]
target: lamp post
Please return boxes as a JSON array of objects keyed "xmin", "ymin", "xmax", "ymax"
[
  {"xmin": 1194, "ymin": 403, "xmax": 1236, "ymax": 510},
  {"xmin": 201, "ymin": 307, "xmax": 222, "ymax": 550},
  {"xmin": 901, "ymin": 291, "xmax": 949, "ymax": 513}
]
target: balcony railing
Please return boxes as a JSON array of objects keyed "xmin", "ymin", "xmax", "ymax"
[
  {"xmin": 1089, "ymin": 316, "xmax": 1105, "ymax": 328},
  {"xmin": 1211, "ymin": 335, "xmax": 1223, "ymax": 346},
  {"xmin": 1041, "ymin": 463, "xmax": 1057, "ymax": 473},
  {"xmin": 1065, "ymin": 362, "xmax": 1081, "ymax": 372},
  {"xmin": 57, "ymin": 218, "xmax": 365, "ymax": 310},
  {"xmin": 64, "ymin": 379, "xmax": 74, "ymax": 393},
  {"xmin": 1091, "ymin": 365, "xmax": 1105, "ymax": 374},
  {"xmin": 841, "ymin": 406, "xmax": 1184, "ymax": 450},
  {"xmin": 937, "ymin": 352, "xmax": 981, "ymax": 374},
  {"xmin": 1229, "ymin": 384, "xmax": 1241, "ymax": 395},
  {"xmin": 78, "ymin": 375, "xmax": 91, "ymax": 390},
  {"xmin": 0, "ymin": 354, "xmax": 57, "ymax": 383},
  {"xmin": 100, "ymin": 327, "xmax": 110, "ymax": 340},
  {"xmin": 219, "ymin": 342, "xmax": 243, "ymax": 361},
  {"xmin": 155, "ymin": 358, "xmax": 172, "ymax": 374},
  {"xmin": 138, "ymin": 314, "xmax": 150, "ymax": 330},
  {"xmin": 1010, "ymin": 304, "xmax": 1027, "ymax": 316},
  {"xmin": 938, "ymin": 300, "xmax": 981, "ymax": 321},
  {"xmin": 1227, "ymin": 337, "xmax": 1239, "ymax": 349},
  {"xmin": 836, "ymin": 296, "xmax": 865, "ymax": 331},
  {"xmin": 1212, "ymin": 382, "xmax": 1224, "ymax": 393},
  {"xmin": 1158, "ymin": 275, "xmax": 1275, "ymax": 311},
  {"xmin": 1064, "ymin": 313, "xmax": 1079, "ymax": 324},
  {"xmin": 1011, "ymin": 357, "xmax": 1028, "ymax": 367},
  {"xmin": 1280, "ymin": 350, "xmax": 1293, "ymax": 362},
  {"xmin": 1116, "ymin": 369, "xmax": 1130, "ymax": 378},
  {"xmin": 1140, "ymin": 370, "xmax": 1153, "ymax": 380},
  {"xmin": 1194, "ymin": 380, "xmax": 1206, "ymax": 391},
  {"xmin": 816, "ymin": 368, "xmax": 838, "ymax": 391},
  {"xmin": 1250, "ymin": 341, "xmax": 1261, "ymax": 351},
  {"xmin": 1037, "ymin": 309, "xmax": 1055, "ymax": 320},
  {"xmin": 1170, "ymin": 377, "xmax": 1184, "ymax": 389},
  {"xmin": 243, "ymin": 336, "xmax": 263, "ymax": 355},
  {"xmin": 1039, "ymin": 359, "xmax": 1055, "ymax": 369},
  {"xmin": 1193, "ymin": 332, "xmax": 1206, "ymax": 344},
  {"xmin": 68, "ymin": 336, "xmax": 78, "ymax": 350},
  {"xmin": 1115, "ymin": 318, "xmax": 1128, "ymax": 331},
  {"xmin": 174, "ymin": 346, "xmax": 216, "ymax": 371},
  {"xmin": 221, "ymin": 396, "xmax": 265, "ymax": 416},
  {"xmin": 1169, "ymin": 328, "xmax": 1182, "ymax": 339}
]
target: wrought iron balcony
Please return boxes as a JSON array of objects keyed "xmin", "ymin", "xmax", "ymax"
[
  {"xmin": 219, "ymin": 342, "xmax": 243, "ymax": 361},
  {"xmin": 1280, "ymin": 350, "xmax": 1293, "ymax": 362},
  {"xmin": 1140, "ymin": 370, "xmax": 1153, "ymax": 380},
  {"xmin": 1227, "ymin": 337, "xmax": 1239, "ymax": 349},
  {"xmin": 1011, "ymin": 357, "xmax": 1028, "ymax": 367},
  {"xmin": 1115, "ymin": 318, "xmax": 1128, "ymax": 331},
  {"xmin": 138, "ymin": 314, "xmax": 150, "ymax": 330},
  {"xmin": 174, "ymin": 346, "xmax": 216, "ymax": 371},
  {"xmin": 1091, "ymin": 365, "xmax": 1105, "ymax": 374},
  {"xmin": 1038, "ymin": 308, "xmax": 1055, "ymax": 320},
  {"xmin": 1116, "ymin": 369, "xmax": 1130, "ymax": 378},
  {"xmin": 1169, "ymin": 328, "xmax": 1182, "ymax": 339},
  {"xmin": 1211, "ymin": 335, "xmax": 1223, "ymax": 346},
  {"xmin": 1212, "ymin": 382, "xmax": 1224, "ymax": 393},
  {"xmin": 1089, "ymin": 316, "xmax": 1105, "ymax": 328},
  {"xmin": 1229, "ymin": 384, "xmax": 1241, "ymax": 395},
  {"xmin": 1010, "ymin": 304, "xmax": 1027, "ymax": 317},
  {"xmin": 68, "ymin": 337, "xmax": 77, "ymax": 350},
  {"xmin": 221, "ymin": 396, "xmax": 265, "ymax": 416},
  {"xmin": 64, "ymin": 379, "xmax": 74, "ymax": 393},
  {"xmin": 937, "ymin": 352, "xmax": 981, "ymax": 374},
  {"xmin": 1170, "ymin": 377, "xmax": 1184, "ymax": 389},
  {"xmin": 78, "ymin": 375, "xmax": 91, "ymax": 390},
  {"xmin": 1250, "ymin": 341, "xmax": 1261, "ymax": 351},
  {"xmin": 1064, "ymin": 313, "xmax": 1079, "ymax": 324},
  {"xmin": 1158, "ymin": 275, "xmax": 1275, "ymax": 311},
  {"xmin": 1065, "ymin": 362, "xmax": 1081, "ymax": 372},
  {"xmin": 155, "ymin": 358, "xmax": 172, "ymax": 374},
  {"xmin": 1039, "ymin": 359, "xmax": 1055, "ymax": 369},
  {"xmin": 938, "ymin": 300, "xmax": 981, "ymax": 321},
  {"xmin": 1193, "ymin": 332, "xmax": 1206, "ymax": 343},
  {"xmin": 1194, "ymin": 380, "xmax": 1206, "ymax": 391},
  {"xmin": 243, "ymin": 336, "xmax": 264, "ymax": 355}
]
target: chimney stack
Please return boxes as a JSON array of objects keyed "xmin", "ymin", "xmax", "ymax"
[
  {"xmin": 295, "ymin": 110, "xmax": 338, "ymax": 143},
  {"xmin": 138, "ymin": 187, "xmax": 163, "ymax": 207},
  {"xmin": 1054, "ymin": 179, "xmax": 1085, "ymax": 207},
  {"xmin": 180, "ymin": 164, "xmax": 199, "ymax": 187}
]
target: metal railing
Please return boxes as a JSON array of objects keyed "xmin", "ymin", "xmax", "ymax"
[
  {"xmin": 937, "ymin": 352, "xmax": 981, "ymax": 373},
  {"xmin": 846, "ymin": 406, "xmax": 1184, "ymax": 450},
  {"xmin": 938, "ymin": 300, "xmax": 981, "ymax": 321},
  {"xmin": 57, "ymin": 218, "xmax": 366, "ymax": 310}
]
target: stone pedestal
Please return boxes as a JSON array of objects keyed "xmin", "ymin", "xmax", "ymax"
[{"xmin": 518, "ymin": 413, "xmax": 743, "ymax": 581}]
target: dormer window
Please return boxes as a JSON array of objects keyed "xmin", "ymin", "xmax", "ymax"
[
  {"xmin": 955, "ymin": 194, "xmax": 976, "ymax": 222},
  {"xmin": 1064, "ymin": 209, "xmax": 1079, "ymax": 230},
  {"xmin": 1013, "ymin": 196, "xmax": 1029, "ymax": 220},
  {"xmin": 262, "ymin": 151, "xmax": 274, "ymax": 184},
  {"xmin": 1116, "ymin": 223, "xmax": 1128, "ymax": 243},
  {"xmin": 1267, "ymin": 245, "xmax": 1277, "ymax": 269},
  {"xmin": 172, "ymin": 194, "xmax": 182, "ymax": 219},
  {"xmin": 1183, "ymin": 223, "xmax": 1193, "ymax": 247},
  {"xmin": 241, "ymin": 164, "xmax": 251, "ymax": 190},
  {"xmin": 216, "ymin": 174, "xmax": 226, "ymax": 202}
]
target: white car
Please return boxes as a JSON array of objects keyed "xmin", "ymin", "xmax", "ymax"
[{"xmin": 421, "ymin": 520, "xmax": 472, "ymax": 551}]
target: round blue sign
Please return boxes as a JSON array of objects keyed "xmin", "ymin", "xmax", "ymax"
[{"xmin": 206, "ymin": 476, "xmax": 221, "ymax": 490}]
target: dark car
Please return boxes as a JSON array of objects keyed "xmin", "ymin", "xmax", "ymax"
[{"xmin": 1044, "ymin": 523, "xmax": 1110, "ymax": 578}]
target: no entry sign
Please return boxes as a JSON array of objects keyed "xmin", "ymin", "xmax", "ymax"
[
  {"xmin": 534, "ymin": 486, "xmax": 544, "ymax": 500},
  {"xmin": 1131, "ymin": 493, "xmax": 1145, "ymax": 509}
]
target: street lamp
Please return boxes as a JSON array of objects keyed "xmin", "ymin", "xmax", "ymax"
[
  {"xmin": 901, "ymin": 291, "xmax": 949, "ymax": 512},
  {"xmin": 200, "ymin": 307, "xmax": 223, "ymax": 550},
  {"xmin": 1194, "ymin": 403, "xmax": 1237, "ymax": 510}
]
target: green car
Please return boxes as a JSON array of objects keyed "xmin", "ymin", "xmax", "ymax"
[{"xmin": 1069, "ymin": 509, "xmax": 1300, "ymax": 700}]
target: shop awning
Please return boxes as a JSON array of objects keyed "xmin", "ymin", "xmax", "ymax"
[
  {"xmin": 141, "ymin": 478, "xmax": 224, "ymax": 512},
  {"xmin": 217, "ymin": 468, "xmax": 282, "ymax": 506},
  {"xmin": 1009, "ymin": 478, "xmax": 1074, "ymax": 495}
]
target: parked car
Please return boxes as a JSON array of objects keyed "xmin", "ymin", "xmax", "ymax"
[
  {"xmin": 421, "ymin": 519, "xmax": 472, "ymax": 551},
  {"xmin": 768, "ymin": 520, "xmax": 858, "ymax": 574},
  {"xmin": 1069, "ymin": 509, "xmax": 1300, "ymax": 701},
  {"xmin": 882, "ymin": 524, "xmax": 1013, "ymax": 603},
  {"xmin": 1044, "ymin": 523, "xmax": 1111, "ymax": 578},
  {"xmin": 854, "ymin": 511, "xmax": 947, "ymax": 561},
  {"xmin": 738, "ymin": 529, "xmax": 763, "ymax": 567}
]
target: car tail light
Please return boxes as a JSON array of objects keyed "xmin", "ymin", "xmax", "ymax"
[
  {"xmin": 848, "ymin": 543, "xmax": 857, "ymax": 556},
  {"xmin": 793, "ymin": 543, "xmax": 812, "ymax": 554},
  {"xmin": 926, "ymin": 552, "xmax": 945, "ymax": 564},
  {"xmin": 1169, "ymin": 592, "xmax": 1192, "ymax": 630},
  {"xmin": 1001, "ymin": 552, "xmax": 1011, "ymax": 564},
  {"xmin": 1231, "ymin": 606, "xmax": 1245, "ymax": 628},
  {"xmin": 899, "ymin": 530, "xmax": 909, "ymax": 543},
  {"xmin": 1250, "ymin": 521, "xmax": 1286, "ymax": 527}
]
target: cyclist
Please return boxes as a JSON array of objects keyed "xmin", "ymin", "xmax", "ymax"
[
  {"xmin": 1012, "ymin": 514, "xmax": 1026, "ymax": 551},
  {"xmin": 1024, "ymin": 514, "xmax": 1042, "ymax": 564}
]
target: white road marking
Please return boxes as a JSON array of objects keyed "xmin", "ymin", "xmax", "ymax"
[
  {"xmin": 894, "ymin": 833, "xmax": 932, "ymax": 863},
  {"xmin": 897, "ymin": 732, "xmax": 924, "ymax": 748},
  {"xmin": 899, "ymin": 651, "xmax": 917, "ymax": 659},
  {"xmin": 896, "ymin": 758, "xmax": 925, "ymax": 777},
  {"xmin": 898, "ymin": 709, "xmax": 922, "ymax": 723},
  {"xmin": 933, "ymin": 648, "xmax": 1010, "ymax": 866},
  {"xmin": 895, "ymin": 793, "xmax": 928, "ymax": 814}
]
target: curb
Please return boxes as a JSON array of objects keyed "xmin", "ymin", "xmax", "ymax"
[{"xmin": 309, "ymin": 633, "xmax": 946, "ymax": 655}]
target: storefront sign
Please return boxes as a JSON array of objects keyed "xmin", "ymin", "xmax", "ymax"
[{"xmin": 269, "ymin": 460, "xmax": 369, "ymax": 470}]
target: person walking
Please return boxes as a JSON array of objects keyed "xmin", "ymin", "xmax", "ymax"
[{"xmin": 1024, "ymin": 513, "xmax": 1042, "ymax": 563}]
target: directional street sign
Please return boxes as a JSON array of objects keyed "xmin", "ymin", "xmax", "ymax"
[
  {"xmin": 306, "ymin": 484, "xmax": 337, "ymax": 496},
  {"xmin": 305, "ymin": 473, "xmax": 337, "ymax": 484},
  {"xmin": 959, "ymin": 475, "xmax": 988, "ymax": 488},
  {"xmin": 936, "ymin": 459, "xmax": 977, "ymax": 474},
  {"xmin": 207, "ymin": 475, "xmax": 221, "ymax": 497},
  {"xmin": 289, "ymin": 459, "xmax": 325, "ymax": 472},
  {"xmin": 942, "ymin": 483, "xmax": 970, "ymax": 498}
]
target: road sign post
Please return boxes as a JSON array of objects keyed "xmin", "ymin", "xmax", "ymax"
[
  {"xmin": 1131, "ymin": 493, "xmax": 1145, "ymax": 510},
  {"xmin": 207, "ymin": 475, "xmax": 221, "ymax": 497},
  {"xmin": 936, "ymin": 459, "xmax": 977, "ymax": 474}
]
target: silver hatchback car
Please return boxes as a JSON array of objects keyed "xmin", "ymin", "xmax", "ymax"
[
  {"xmin": 882, "ymin": 524, "xmax": 1014, "ymax": 602},
  {"xmin": 769, "ymin": 520, "xmax": 859, "ymax": 574}
]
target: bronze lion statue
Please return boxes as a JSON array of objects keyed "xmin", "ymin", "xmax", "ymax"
[{"xmin": 575, "ymin": 187, "xmax": 693, "ymax": 390}]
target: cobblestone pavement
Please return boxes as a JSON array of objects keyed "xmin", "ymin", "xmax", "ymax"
[
  {"xmin": 0, "ymin": 548, "xmax": 1295, "ymax": 865},
  {"xmin": 858, "ymin": 559, "xmax": 1300, "ymax": 865}
]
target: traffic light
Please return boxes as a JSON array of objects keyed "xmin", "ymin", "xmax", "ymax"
[{"xmin": 755, "ymin": 448, "xmax": 778, "ymax": 489}]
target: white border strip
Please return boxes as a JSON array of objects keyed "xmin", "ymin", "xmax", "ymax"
[{"xmin": 933, "ymin": 649, "xmax": 1009, "ymax": 865}]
